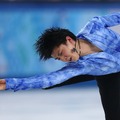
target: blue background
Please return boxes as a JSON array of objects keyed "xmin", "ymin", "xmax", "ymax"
[{"xmin": 0, "ymin": 3, "xmax": 120, "ymax": 86}]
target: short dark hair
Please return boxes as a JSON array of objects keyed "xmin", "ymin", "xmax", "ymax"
[{"xmin": 34, "ymin": 27, "xmax": 76, "ymax": 60}]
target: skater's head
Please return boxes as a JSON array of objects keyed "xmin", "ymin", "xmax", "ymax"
[{"xmin": 35, "ymin": 27, "xmax": 80, "ymax": 62}]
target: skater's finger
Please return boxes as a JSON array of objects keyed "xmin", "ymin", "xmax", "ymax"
[{"xmin": 0, "ymin": 79, "xmax": 6, "ymax": 84}]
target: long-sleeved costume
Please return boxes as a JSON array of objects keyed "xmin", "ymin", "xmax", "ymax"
[{"xmin": 5, "ymin": 12, "xmax": 120, "ymax": 92}]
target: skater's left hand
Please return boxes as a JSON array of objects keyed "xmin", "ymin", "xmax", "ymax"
[{"xmin": 0, "ymin": 79, "xmax": 6, "ymax": 90}]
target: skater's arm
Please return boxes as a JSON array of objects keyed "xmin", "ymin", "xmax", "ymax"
[
  {"xmin": 4, "ymin": 63, "xmax": 93, "ymax": 92},
  {"xmin": 92, "ymin": 12, "xmax": 120, "ymax": 27},
  {"xmin": 77, "ymin": 12, "xmax": 120, "ymax": 36}
]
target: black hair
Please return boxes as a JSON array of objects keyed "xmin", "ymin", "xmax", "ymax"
[{"xmin": 34, "ymin": 27, "xmax": 76, "ymax": 61}]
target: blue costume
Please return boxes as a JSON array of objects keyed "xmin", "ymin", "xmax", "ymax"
[{"xmin": 5, "ymin": 12, "xmax": 120, "ymax": 92}]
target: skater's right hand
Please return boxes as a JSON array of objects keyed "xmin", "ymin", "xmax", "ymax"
[{"xmin": 0, "ymin": 79, "xmax": 6, "ymax": 90}]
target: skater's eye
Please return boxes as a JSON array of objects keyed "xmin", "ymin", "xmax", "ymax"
[
  {"xmin": 54, "ymin": 50, "xmax": 63, "ymax": 60},
  {"xmin": 58, "ymin": 52, "xmax": 62, "ymax": 56},
  {"xmin": 58, "ymin": 51, "xmax": 63, "ymax": 56}
]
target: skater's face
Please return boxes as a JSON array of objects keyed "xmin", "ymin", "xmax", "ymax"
[{"xmin": 51, "ymin": 36, "xmax": 80, "ymax": 62}]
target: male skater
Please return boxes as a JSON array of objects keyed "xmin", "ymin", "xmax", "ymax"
[{"xmin": 0, "ymin": 12, "xmax": 120, "ymax": 120}]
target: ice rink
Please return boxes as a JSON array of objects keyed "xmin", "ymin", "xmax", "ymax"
[{"xmin": 0, "ymin": 87, "xmax": 105, "ymax": 120}]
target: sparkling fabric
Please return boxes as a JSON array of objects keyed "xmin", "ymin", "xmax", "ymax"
[{"xmin": 5, "ymin": 12, "xmax": 120, "ymax": 91}]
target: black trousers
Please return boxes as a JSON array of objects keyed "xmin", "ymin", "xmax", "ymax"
[
  {"xmin": 45, "ymin": 72, "xmax": 120, "ymax": 120},
  {"xmin": 95, "ymin": 72, "xmax": 120, "ymax": 120}
]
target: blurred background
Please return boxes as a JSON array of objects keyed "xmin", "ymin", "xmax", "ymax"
[
  {"xmin": 0, "ymin": 0, "xmax": 120, "ymax": 79},
  {"xmin": 0, "ymin": 1, "xmax": 120, "ymax": 120}
]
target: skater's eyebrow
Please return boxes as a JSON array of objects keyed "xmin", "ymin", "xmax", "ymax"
[{"xmin": 51, "ymin": 49, "xmax": 61, "ymax": 60}]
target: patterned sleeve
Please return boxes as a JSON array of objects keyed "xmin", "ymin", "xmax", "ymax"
[
  {"xmin": 5, "ymin": 63, "xmax": 93, "ymax": 92},
  {"xmin": 87, "ymin": 52, "xmax": 120, "ymax": 76},
  {"xmin": 92, "ymin": 12, "xmax": 120, "ymax": 27}
]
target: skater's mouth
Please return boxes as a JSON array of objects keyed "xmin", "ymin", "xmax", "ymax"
[{"xmin": 69, "ymin": 57, "xmax": 72, "ymax": 62}]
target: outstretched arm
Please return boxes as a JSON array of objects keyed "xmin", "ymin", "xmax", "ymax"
[
  {"xmin": 3, "ymin": 63, "xmax": 93, "ymax": 92},
  {"xmin": 77, "ymin": 12, "xmax": 120, "ymax": 37},
  {"xmin": 92, "ymin": 12, "xmax": 120, "ymax": 27}
]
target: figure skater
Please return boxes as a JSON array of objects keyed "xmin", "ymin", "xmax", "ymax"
[{"xmin": 0, "ymin": 12, "xmax": 120, "ymax": 120}]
